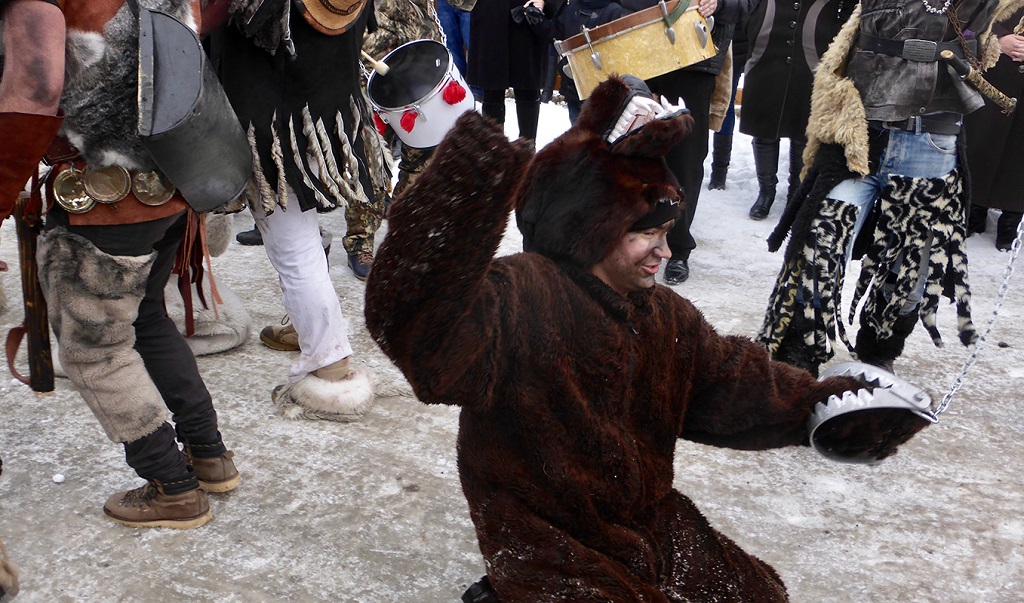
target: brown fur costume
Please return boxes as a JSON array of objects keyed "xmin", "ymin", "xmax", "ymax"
[{"xmin": 366, "ymin": 77, "xmax": 923, "ymax": 601}]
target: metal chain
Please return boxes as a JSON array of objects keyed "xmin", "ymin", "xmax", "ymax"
[
  {"xmin": 427, "ymin": 0, "xmax": 447, "ymax": 48},
  {"xmin": 936, "ymin": 215, "xmax": 1024, "ymax": 415}
]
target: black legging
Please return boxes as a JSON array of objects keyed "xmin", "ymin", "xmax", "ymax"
[{"xmin": 481, "ymin": 88, "xmax": 541, "ymax": 140}]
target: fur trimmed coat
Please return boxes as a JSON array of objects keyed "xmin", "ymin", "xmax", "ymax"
[{"xmin": 365, "ymin": 104, "xmax": 890, "ymax": 601}]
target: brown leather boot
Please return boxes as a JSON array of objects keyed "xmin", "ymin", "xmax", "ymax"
[
  {"xmin": 187, "ymin": 450, "xmax": 241, "ymax": 493},
  {"xmin": 103, "ymin": 481, "xmax": 212, "ymax": 529},
  {"xmin": 0, "ymin": 112, "xmax": 64, "ymax": 217}
]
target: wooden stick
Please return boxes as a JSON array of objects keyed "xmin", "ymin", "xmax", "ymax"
[{"xmin": 360, "ymin": 50, "xmax": 390, "ymax": 76}]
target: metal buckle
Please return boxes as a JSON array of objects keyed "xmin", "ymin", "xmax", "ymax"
[{"xmin": 902, "ymin": 39, "xmax": 938, "ymax": 62}]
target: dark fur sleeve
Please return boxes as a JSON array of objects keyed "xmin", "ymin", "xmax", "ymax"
[
  {"xmin": 364, "ymin": 112, "xmax": 533, "ymax": 405},
  {"xmin": 676, "ymin": 300, "xmax": 860, "ymax": 449}
]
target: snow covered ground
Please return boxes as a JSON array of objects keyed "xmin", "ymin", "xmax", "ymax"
[{"xmin": 1, "ymin": 100, "xmax": 1022, "ymax": 601}]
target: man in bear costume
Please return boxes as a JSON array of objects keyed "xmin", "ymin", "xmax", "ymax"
[{"xmin": 366, "ymin": 76, "xmax": 929, "ymax": 601}]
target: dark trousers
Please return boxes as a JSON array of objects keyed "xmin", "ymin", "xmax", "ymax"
[
  {"xmin": 47, "ymin": 210, "xmax": 222, "ymax": 483},
  {"xmin": 645, "ymin": 70, "xmax": 717, "ymax": 259}
]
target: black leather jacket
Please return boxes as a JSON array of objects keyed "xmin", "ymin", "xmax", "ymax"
[{"xmin": 845, "ymin": 0, "xmax": 1000, "ymax": 121}]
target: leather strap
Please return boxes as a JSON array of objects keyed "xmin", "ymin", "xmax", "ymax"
[
  {"xmin": 5, "ymin": 325, "xmax": 31, "ymax": 387},
  {"xmin": 870, "ymin": 112, "xmax": 964, "ymax": 136},
  {"xmin": 858, "ymin": 32, "xmax": 977, "ymax": 62}
]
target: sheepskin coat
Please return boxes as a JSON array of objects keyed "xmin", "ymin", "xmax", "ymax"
[{"xmin": 367, "ymin": 80, "xmax": 872, "ymax": 601}]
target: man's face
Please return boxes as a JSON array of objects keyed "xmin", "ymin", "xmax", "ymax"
[{"xmin": 590, "ymin": 220, "xmax": 674, "ymax": 296}]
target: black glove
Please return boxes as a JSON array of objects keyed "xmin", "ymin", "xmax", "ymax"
[{"xmin": 511, "ymin": 4, "xmax": 545, "ymax": 25}]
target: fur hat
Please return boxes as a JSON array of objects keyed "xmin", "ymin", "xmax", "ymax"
[{"xmin": 515, "ymin": 75, "xmax": 694, "ymax": 268}]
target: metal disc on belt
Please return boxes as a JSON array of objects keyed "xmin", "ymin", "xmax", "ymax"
[
  {"xmin": 83, "ymin": 165, "xmax": 132, "ymax": 203},
  {"xmin": 53, "ymin": 169, "xmax": 96, "ymax": 214},
  {"xmin": 132, "ymin": 171, "xmax": 175, "ymax": 206}
]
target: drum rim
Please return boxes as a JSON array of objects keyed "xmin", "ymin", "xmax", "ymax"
[
  {"xmin": 556, "ymin": 0, "xmax": 701, "ymax": 54},
  {"xmin": 367, "ymin": 39, "xmax": 459, "ymax": 112}
]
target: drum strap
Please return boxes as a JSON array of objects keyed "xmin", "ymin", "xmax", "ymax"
[{"xmin": 665, "ymin": 0, "xmax": 690, "ymax": 26}]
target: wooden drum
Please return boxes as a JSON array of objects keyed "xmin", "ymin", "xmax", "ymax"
[{"xmin": 554, "ymin": 0, "xmax": 716, "ymax": 100}]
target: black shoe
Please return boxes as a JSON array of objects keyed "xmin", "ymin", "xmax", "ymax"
[
  {"xmin": 462, "ymin": 576, "xmax": 499, "ymax": 603},
  {"xmin": 236, "ymin": 226, "xmax": 263, "ymax": 246},
  {"xmin": 663, "ymin": 258, "xmax": 689, "ymax": 284},
  {"xmin": 995, "ymin": 210, "xmax": 1021, "ymax": 251},
  {"xmin": 748, "ymin": 190, "xmax": 776, "ymax": 220},
  {"xmin": 347, "ymin": 252, "xmax": 373, "ymax": 281}
]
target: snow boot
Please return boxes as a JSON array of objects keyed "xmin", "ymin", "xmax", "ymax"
[
  {"xmin": 749, "ymin": 137, "xmax": 780, "ymax": 220},
  {"xmin": 272, "ymin": 357, "xmax": 374, "ymax": 422},
  {"xmin": 708, "ymin": 133, "xmax": 733, "ymax": 190},
  {"xmin": 996, "ymin": 210, "xmax": 1022, "ymax": 251},
  {"xmin": 103, "ymin": 476, "xmax": 211, "ymax": 530},
  {"xmin": 855, "ymin": 311, "xmax": 918, "ymax": 374}
]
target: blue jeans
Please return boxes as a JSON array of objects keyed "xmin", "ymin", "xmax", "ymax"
[
  {"xmin": 827, "ymin": 127, "xmax": 958, "ymax": 310},
  {"xmin": 437, "ymin": 0, "xmax": 471, "ymax": 79}
]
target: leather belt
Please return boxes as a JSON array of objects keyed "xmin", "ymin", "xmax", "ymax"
[
  {"xmin": 870, "ymin": 112, "xmax": 964, "ymax": 136},
  {"xmin": 858, "ymin": 32, "xmax": 977, "ymax": 62}
]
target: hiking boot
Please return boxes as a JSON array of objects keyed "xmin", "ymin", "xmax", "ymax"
[
  {"xmin": 313, "ymin": 357, "xmax": 350, "ymax": 381},
  {"xmin": 103, "ymin": 481, "xmax": 211, "ymax": 529},
  {"xmin": 260, "ymin": 317, "xmax": 299, "ymax": 351},
  {"xmin": 187, "ymin": 450, "xmax": 240, "ymax": 493},
  {"xmin": 348, "ymin": 252, "xmax": 373, "ymax": 281}
]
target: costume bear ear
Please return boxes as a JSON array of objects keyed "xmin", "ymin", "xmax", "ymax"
[
  {"xmin": 573, "ymin": 74, "xmax": 635, "ymax": 136},
  {"xmin": 574, "ymin": 74, "xmax": 694, "ymax": 159},
  {"xmin": 609, "ymin": 112, "xmax": 694, "ymax": 159}
]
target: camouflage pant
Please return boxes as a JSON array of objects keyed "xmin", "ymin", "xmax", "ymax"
[{"xmin": 343, "ymin": 190, "xmax": 386, "ymax": 256}]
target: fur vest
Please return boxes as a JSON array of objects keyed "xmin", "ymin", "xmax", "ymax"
[
  {"xmin": 803, "ymin": 0, "xmax": 1024, "ymax": 176},
  {"xmin": 60, "ymin": 0, "xmax": 199, "ymax": 170}
]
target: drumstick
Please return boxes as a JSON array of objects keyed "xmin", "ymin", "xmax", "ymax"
[{"xmin": 361, "ymin": 50, "xmax": 390, "ymax": 76}]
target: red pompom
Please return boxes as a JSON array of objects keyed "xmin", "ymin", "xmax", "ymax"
[
  {"xmin": 373, "ymin": 112, "xmax": 387, "ymax": 136},
  {"xmin": 442, "ymin": 80, "xmax": 467, "ymax": 105},
  {"xmin": 400, "ymin": 110, "xmax": 418, "ymax": 133}
]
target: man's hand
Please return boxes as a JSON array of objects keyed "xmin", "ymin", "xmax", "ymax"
[
  {"xmin": 998, "ymin": 34, "xmax": 1024, "ymax": 62},
  {"xmin": 697, "ymin": 0, "xmax": 717, "ymax": 18}
]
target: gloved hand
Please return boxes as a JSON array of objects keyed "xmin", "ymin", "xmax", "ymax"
[{"xmin": 510, "ymin": 4, "xmax": 544, "ymax": 25}]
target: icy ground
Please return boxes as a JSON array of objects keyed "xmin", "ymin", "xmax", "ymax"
[{"xmin": 1, "ymin": 100, "xmax": 1022, "ymax": 602}]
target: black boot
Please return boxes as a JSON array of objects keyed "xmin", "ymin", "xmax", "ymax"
[
  {"xmin": 749, "ymin": 137, "xmax": 780, "ymax": 220},
  {"xmin": 514, "ymin": 90, "xmax": 541, "ymax": 141},
  {"xmin": 707, "ymin": 133, "xmax": 733, "ymax": 190},
  {"xmin": 996, "ymin": 210, "xmax": 1022, "ymax": 251},
  {"xmin": 967, "ymin": 204, "xmax": 988, "ymax": 236},
  {"xmin": 462, "ymin": 576, "xmax": 499, "ymax": 603},
  {"xmin": 772, "ymin": 312, "xmax": 820, "ymax": 378},
  {"xmin": 855, "ymin": 311, "xmax": 918, "ymax": 374},
  {"xmin": 786, "ymin": 138, "xmax": 806, "ymax": 202}
]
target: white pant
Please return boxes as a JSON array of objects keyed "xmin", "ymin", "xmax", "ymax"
[{"xmin": 253, "ymin": 201, "xmax": 352, "ymax": 383}]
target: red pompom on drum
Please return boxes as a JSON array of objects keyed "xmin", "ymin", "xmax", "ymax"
[{"xmin": 367, "ymin": 40, "xmax": 476, "ymax": 149}]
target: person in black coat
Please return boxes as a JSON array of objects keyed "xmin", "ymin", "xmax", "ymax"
[
  {"xmin": 622, "ymin": 0, "xmax": 751, "ymax": 285},
  {"xmin": 965, "ymin": 6, "xmax": 1024, "ymax": 251},
  {"xmin": 740, "ymin": 0, "xmax": 854, "ymax": 220},
  {"xmin": 468, "ymin": 0, "xmax": 564, "ymax": 141},
  {"xmin": 537, "ymin": 0, "xmax": 628, "ymax": 124}
]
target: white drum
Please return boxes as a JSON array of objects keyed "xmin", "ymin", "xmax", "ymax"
[{"xmin": 367, "ymin": 40, "xmax": 476, "ymax": 149}]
